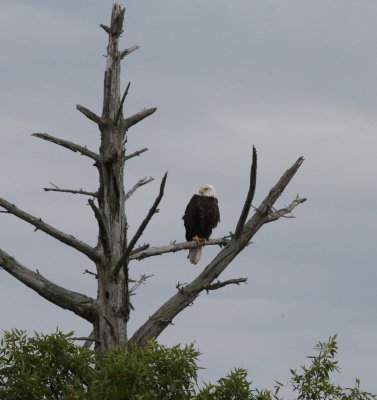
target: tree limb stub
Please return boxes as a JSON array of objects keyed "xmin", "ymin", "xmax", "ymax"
[
  {"xmin": 76, "ymin": 105, "xmax": 102, "ymax": 125},
  {"xmin": 119, "ymin": 45, "xmax": 140, "ymax": 59},
  {"xmin": 32, "ymin": 133, "xmax": 99, "ymax": 161},
  {"xmin": 113, "ymin": 172, "xmax": 168, "ymax": 277},
  {"xmin": 0, "ymin": 249, "xmax": 95, "ymax": 322},
  {"xmin": 0, "ymin": 197, "xmax": 99, "ymax": 262},
  {"xmin": 123, "ymin": 108, "xmax": 157, "ymax": 131}
]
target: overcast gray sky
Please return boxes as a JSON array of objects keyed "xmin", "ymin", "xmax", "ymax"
[{"xmin": 1, "ymin": 0, "xmax": 376, "ymax": 393}]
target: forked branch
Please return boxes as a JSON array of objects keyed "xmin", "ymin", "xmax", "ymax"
[
  {"xmin": 124, "ymin": 177, "xmax": 154, "ymax": 201},
  {"xmin": 130, "ymin": 155, "xmax": 305, "ymax": 346}
]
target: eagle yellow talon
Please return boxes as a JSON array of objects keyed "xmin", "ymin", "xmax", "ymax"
[
  {"xmin": 192, "ymin": 235, "xmax": 202, "ymax": 243},
  {"xmin": 192, "ymin": 236, "xmax": 208, "ymax": 244}
]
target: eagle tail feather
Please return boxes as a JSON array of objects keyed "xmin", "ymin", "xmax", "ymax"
[{"xmin": 188, "ymin": 247, "xmax": 202, "ymax": 265}]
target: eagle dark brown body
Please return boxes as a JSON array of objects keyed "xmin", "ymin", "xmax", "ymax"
[
  {"xmin": 183, "ymin": 184, "xmax": 220, "ymax": 264},
  {"xmin": 183, "ymin": 194, "xmax": 220, "ymax": 241}
]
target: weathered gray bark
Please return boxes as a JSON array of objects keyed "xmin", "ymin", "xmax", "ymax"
[{"xmin": 0, "ymin": 4, "xmax": 306, "ymax": 350}]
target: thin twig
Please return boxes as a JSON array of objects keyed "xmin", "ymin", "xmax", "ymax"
[
  {"xmin": 265, "ymin": 196, "xmax": 307, "ymax": 223},
  {"xmin": 113, "ymin": 172, "xmax": 168, "ymax": 276},
  {"xmin": 124, "ymin": 177, "xmax": 154, "ymax": 201},
  {"xmin": 129, "ymin": 274, "xmax": 153, "ymax": 295},
  {"xmin": 83, "ymin": 269, "xmax": 98, "ymax": 279},
  {"xmin": 32, "ymin": 133, "xmax": 99, "ymax": 161},
  {"xmin": 44, "ymin": 184, "xmax": 97, "ymax": 197},
  {"xmin": 205, "ymin": 278, "xmax": 248, "ymax": 292},
  {"xmin": 124, "ymin": 148, "xmax": 148, "ymax": 161}
]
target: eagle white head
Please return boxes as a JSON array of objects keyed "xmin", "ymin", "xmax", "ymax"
[{"xmin": 198, "ymin": 184, "xmax": 217, "ymax": 198}]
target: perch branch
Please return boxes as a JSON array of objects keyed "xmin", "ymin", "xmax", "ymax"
[
  {"xmin": 234, "ymin": 146, "xmax": 257, "ymax": 238},
  {"xmin": 119, "ymin": 45, "xmax": 140, "ymax": 59},
  {"xmin": 130, "ymin": 244, "xmax": 150, "ymax": 255},
  {"xmin": 0, "ymin": 197, "xmax": 99, "ymax": 262},
  {"xmin": 205, "ymin": 278, "xmax": 248, "ymax": 292},
  {"xmin": 113, "ymin": 172, "xmax": 168, "ymax": 276},
  {"xmin": 129, "ymin": 237, "xmax": 229, "ymax": 261},
  {"xmin": 130, "ymin": 157, "xmax": 305, "ymax": 346},
  {"xmin": 123, "ymin": 107, "xmax": 157, "ymax": 131},
  {"xmin": 76, "ymin": 104, "xmax": 102, "ymax": 125},
  {"xmin": 124, "ymin": 177, "xmax": 154, "ymax": 201},
  {"xmin": 32, "ymin": 133, "xmax": 99, "ymax": 161},
  {"xmin": 124, "ymin": 148, "xmax": 148, "ymax": 161},
  {"xmin": 0, "ymin": 249, "xmax": 95, "ymax": 322}
]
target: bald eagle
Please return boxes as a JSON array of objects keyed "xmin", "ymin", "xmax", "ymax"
[{"xmin": 183, "ymin": 184, "xmax": 220, "ymax": 264}]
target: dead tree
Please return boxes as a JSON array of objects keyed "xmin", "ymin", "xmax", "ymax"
[{"xmin": 0, "ymin": 4, "xmax": 306, "ymax": 350}]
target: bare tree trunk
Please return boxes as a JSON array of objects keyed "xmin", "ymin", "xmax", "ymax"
[
  {"xmin": 0, "ymin": 4, "xmax": 306, "ymax": 351},
  {"xmin": 93, "ymin": 5, "xmax": 129, "ymax": 350}
]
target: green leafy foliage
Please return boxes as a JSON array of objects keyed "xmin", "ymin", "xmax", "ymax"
[
  {"xmin": 0, "ymin": 329, "xmax": 92, "ymax": 400},
  {"xmin": 0, "ymin": 330, "xmax": 375, "ymax": 400},
  {"xmin": 290, "ymin": 334, "xmax": 377, "ymax": 400}
]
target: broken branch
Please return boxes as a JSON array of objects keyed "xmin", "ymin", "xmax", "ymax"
[
  {"xmin": 44, "ymin": 184, "xmax": 97, "ymax": 197},
  {"xmin": 76, "ymin": 104, "xmax": 102, "ymax": 125},
  {"xmin": 205, "ymin": 278, "xmax": 247, "ymax": 292},
  {"xmin": 0, "ymin": 248, "xmax": 95, "ymax": 322},
  {"xmin": 234, "ymin": 146, "xmax": 257, "ymax": 238},
  {"xmin": 119, "ymin": 45, "xmax": 140, "ymax": 59},
  {"xmin": 124, "ymin": 148, "xmax": 148, "ymax": 161},
  {"xmin": 113, "ymin": 172, "xmax": 168, "ymax": 276},
  {"xmin": 0, "ymin": 197, "xmax": 99, "ymax": 262},
  {"xmin": 32, "ymin": 133, "xmax": 99, "ymax": 161},
  {"xmin": 123, "ymin": 107, "xmax": 157, "ymax": 131}
]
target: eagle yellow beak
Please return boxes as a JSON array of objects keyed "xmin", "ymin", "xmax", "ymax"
[{"xmin": 198, "ymin": 187, "xmax": 206, "ymax": 193}]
